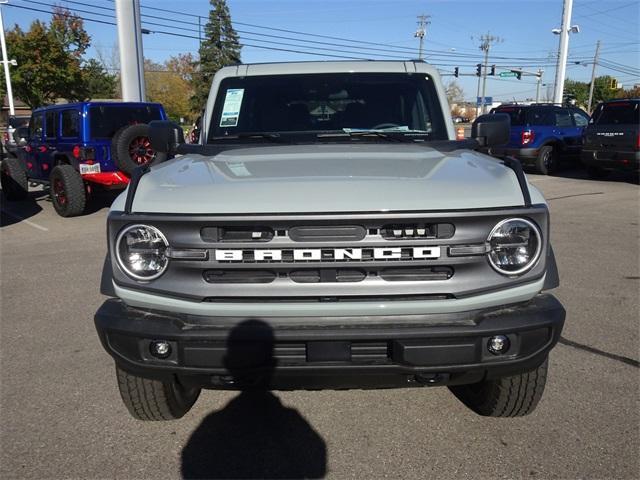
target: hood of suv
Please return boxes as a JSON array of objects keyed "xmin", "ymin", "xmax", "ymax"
[{"xmin": 118, "ymin": 144, "xmax": 527, "ymax": 214}]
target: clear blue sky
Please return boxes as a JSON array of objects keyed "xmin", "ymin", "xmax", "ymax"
[{"xmin": 4, "ymin": 0, "xmax": 639, "ymax": 102}]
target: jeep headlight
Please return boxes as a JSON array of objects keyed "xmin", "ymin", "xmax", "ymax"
[
  {"xmin": 116, "ymin": 224, "xmax": 169, "ymax": 281},
  {"xmin": 487, "ymin": 218, "xmax": 542, "ymax": 275}
]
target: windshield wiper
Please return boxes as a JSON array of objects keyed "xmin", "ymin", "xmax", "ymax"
[
  {"xmin": 317, "ymin": 129, "xmax": 431, "ymax": 142},
  {"xmin": 213, "ymin": 132, "xmax": 287, "ymax": 143}
]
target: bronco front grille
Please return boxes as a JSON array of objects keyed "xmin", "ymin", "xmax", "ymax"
[{"xmin": 108, "ymin": 206, "xmax": 550, "ymax": 302}]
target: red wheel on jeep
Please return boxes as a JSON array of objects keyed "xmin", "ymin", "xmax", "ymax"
[
  {"xmin": 128, "ymin": 136, "xmax": 156, "ymax": 165},
  {"xmin": 114, "ymin": 124, "xmax": 168, "ymax": 175},
  {"xmin": 52, "ymin": 177, "xmax": 67, "ymax": 206}
]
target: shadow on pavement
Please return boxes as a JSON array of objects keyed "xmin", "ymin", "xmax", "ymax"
[
  {"xmin": 181, "ymin": 320, "xmax": 327, "ymax": 479},
  {"xmin": 0, "ymin": 190, "xmax": 46, "ymax": 227},
  {"xmin": 527, "ymin": 164, "xmax": 639, "ymax": 185}
]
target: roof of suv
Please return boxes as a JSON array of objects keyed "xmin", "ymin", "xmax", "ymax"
[
  {"xmin": 31, "ymin": 101, "xmax": 163, "ymax": 114},
  {"xmin": 218, "ymin": 60, "xmax": 440, "ymax": 77}
]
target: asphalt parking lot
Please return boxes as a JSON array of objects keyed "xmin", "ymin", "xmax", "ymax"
[{"xmin": 1, "ymin": 168, "xmax": 638, "ymax": 479}]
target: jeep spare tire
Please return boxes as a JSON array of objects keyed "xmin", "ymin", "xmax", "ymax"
[{"xmin": 114, "ymin": 123, "xmax": 167, "ymax": 175}]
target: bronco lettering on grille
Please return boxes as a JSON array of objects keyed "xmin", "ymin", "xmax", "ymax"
[{"xmin": 214, "ymin": 247, "xmax": 441, "ymax": 262}]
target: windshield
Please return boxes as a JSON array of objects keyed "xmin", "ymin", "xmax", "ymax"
[
  {"xmin": 492, "ymin": 107, "xmax": 526, "ymax": 126},
  {"xmin": 89, "ymin": 105, "xmax": 163, "ymax": 139},
  {"xmin": 591, "ymin": 101, "xmax": 640, "ymax": 125},
  {"xmin": 208, "ymin": 72, "xmax": 447, "ymax": 142}
]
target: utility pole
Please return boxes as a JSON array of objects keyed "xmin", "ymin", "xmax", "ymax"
[
  {"xmin": 115, "ymin": 0, "xmax": 146, "ymax": 101},
  {"xmin": 414, "ymin": 14, "xmax": 430, "ymax": 60},
  {"xmin": 553, "ymin": 0, "xmax": 575, "ymax": 105},
  {"xmin": 475, "ymin": 65, "xmax": 482, "ymax": 118},
  {"xmin": 0, "ymin": 1, "xmax": 15, "ymax": 116},
  {"xmin": 478, "ymin": 33, "xmax": 502, "ymax": 114},
  {"xmin": 587, "ymin": 40, "xmax": 601, "ymax": 113},
  {"xmin": 535, "ymin": 69, "xmax": 544, "ymax": 103}
]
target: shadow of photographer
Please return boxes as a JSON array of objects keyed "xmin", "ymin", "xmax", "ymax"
[{"xmin": 181, "ymin": 319, "xmax": 327, "ymax": 479}]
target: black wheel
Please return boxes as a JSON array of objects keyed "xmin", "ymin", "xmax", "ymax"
[
  {"xmin": 586, "ymin": 165, "xmax": 609, "ymax": 179},
  {"xmin": 449, "ymin": 357, "xmax": 548, "ymax": 417},
  {"xmin": 110, "ymin": 125, "xmax": 129, "ymax": 166},
  {"xmin": 114, "ymin": 124, "xmax": 167, "ymax": 176},
  {"xmin": 50, "ymin": 164, "xmax": 86, "ymax": 217},
  {"xmin": 536, "ymin": 146, "xmax": 557, "ymax": 175},
  {"xmin": 1, "ymin": 157, "xmax": 28, "ymax": 200},
  {"xmin": 116, "ymin": 366, "xmax": 201, "ymax": 421}
]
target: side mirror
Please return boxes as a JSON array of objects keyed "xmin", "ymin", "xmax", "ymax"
[
  {"xmin": 471, "ymin": 113, "xmax": 510, "ymax": 147},
  {"xmin": 14, "ymin": 127, "xmax": 29, "ymax": 147},
  {"xmin": 148, "ymin": 120, "xmax": 184, "ymax": 154}
]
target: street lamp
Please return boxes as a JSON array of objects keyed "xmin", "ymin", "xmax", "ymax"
[{"xmin": 0, "ymin": 0, "xmax": 16, "ymax": 115}]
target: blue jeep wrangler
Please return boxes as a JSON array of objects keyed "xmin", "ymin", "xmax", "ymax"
[
  {"xmin": 488, "ymin": 104, "xmax": 590, "ymax": 175},
  {"xmin": 0, "ymin": 102, "xmax": 167, "ymax": 217}
]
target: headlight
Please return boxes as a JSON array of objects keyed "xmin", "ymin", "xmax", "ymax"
[
  {"xmin": 115, "ymin": 224, "xmax": 169, "ymax": 281},
  {"xmin": 487, "ymin": 218, "xmax": 542, "ymax": 275}
]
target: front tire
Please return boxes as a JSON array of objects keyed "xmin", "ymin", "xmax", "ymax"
[
  {"xmin": 536, "ymin": 146, "xmax": 556, "ymax": 175},
  {"xmin": 1, "ymin": 157, "xmax": 28, "ymax": 200},
  {"xmin": 116, "ymin": 366, "xmax": 201, "ymax": 421},
  {"xmin": 449, "ymin": 357, "xmax": 548, "ymax": 417},
  {"xmin": 50, "ymin": 164, "xmax": 86, "ymax": 217}
]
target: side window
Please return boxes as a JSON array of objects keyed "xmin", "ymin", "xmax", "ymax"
[
  {"xmin": 60, "ymin": 110, "xmax": 80, "ymax": 138},
  {"xmin": 30, "ymin": 114, "xmax": 44, "ymax": 140},
  {"xmin": 554, "ymin": 109, "xmax": 573, "ymax": 128},
  {"xmin": 572, "ymin": 110, "xmax": 589, "ymax": 127},
  {"xmin": 45, "ymin": 110, "xmax": 57, "ymax": 138}
]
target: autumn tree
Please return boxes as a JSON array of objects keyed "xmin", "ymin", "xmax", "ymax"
[
  {"xmin": 145, "ymin": 55, "xmax": 196, "ymax": 123},
  {"xmin": 190, "ymin": 0, "xmax": 241, "ymax": 111}
]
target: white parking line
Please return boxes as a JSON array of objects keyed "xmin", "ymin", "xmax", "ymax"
[{"xmin": 1, "ymin": 210, "xmax": 49, "ymax": 232}]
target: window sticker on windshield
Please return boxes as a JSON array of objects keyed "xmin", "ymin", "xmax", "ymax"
[{"xmin": 220, "ymin": 88, "xmax": 244, "ymax": 127}]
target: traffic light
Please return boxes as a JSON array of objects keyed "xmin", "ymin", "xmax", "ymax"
[
  {"xmin": 609, "ymin": 78, "xmax": 618, "ymax": 89},
  {"xmin": 454, "ymin": 67, "xmax": 459, "ymax": 78},
  {"xmin": 490, "ymin": 65, "xmax": 496, "ymax": 76},
  {"xmin": 511, "ymin": 69, "xmax": 522, "ymax": 80},
  {"xmin": 476, "ymin": 64, "xmax": 482, "ymax": 77}
]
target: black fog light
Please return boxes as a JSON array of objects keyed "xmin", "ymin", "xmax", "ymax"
[
  {"xmin": 150, "ymin": 340, "xmax": 172, "ymax": 359},
  {"xmin": 487, "ymin": 335, "xmax": 510, "ymax": 355}
]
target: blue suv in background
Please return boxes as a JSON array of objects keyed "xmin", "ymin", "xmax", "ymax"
[
  {"xmin": 1, "ymin": 102, "xmax": 167, "ymax": 217},
  {"xmin": 488, "ymin": 104, "xmax": 590, "ymax": 175}
]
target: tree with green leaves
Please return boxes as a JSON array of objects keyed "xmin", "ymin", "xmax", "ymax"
[
  {"xmin": 190, "ymin": 0, "xmax": 241, "ymax": 111},
  {"xmin": 564, "ymin": 75, "xmax": 619, "ymax": 109},
  {"xmin": 4, "ymin": 6, "xmax": 113, "ymax": 108},
  {"xmin": 81, "ymin": 58, "xmax": 117, "ymax": 99}
]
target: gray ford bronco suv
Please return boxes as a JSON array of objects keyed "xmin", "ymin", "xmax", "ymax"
[{"xmin": 95, "ymin": 61, "xmax": 565, "ymax": 420}]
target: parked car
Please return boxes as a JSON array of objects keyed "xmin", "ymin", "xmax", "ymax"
[
  {"xmin": 581, "ymin": 98, "xmax": 640, "ymax": 178},
  {"xmin": 3, "ymin": 114, "xmax": 30, "ymax": 158},
  {"xmin": 488, "ymin": 103, "xmax": 590, "ymax": 175},
  {"xmin": 452, "ymin": 115, "xmax": 470, "ymax": 124},
  {"xmin": 0, "ymin": 102, "xmax": 167, "ymax": 217},
  {"xmin": 95, "ymin": 60, "xmax": 564, "ymax": 421}
]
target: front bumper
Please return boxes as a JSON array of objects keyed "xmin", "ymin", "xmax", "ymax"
[
  {"xmin": 582, "ymin": 149, "xmax": 640, "ymax": 171},
  {"xmin": 95, "ymin": 294, "xmax": 565, "ymax": 390}
]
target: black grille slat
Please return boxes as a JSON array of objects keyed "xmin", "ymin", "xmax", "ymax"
[
  {"xmin": 204, "ymin": 270, "xmax": 276, "ymax": 284},
  {"xmin": 289, "ymin": 225, "xmax": 366, "ymax": 242},
  {"xmin": 380, "ymin": 266, "xmax": 454, "ymax": 282}
]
